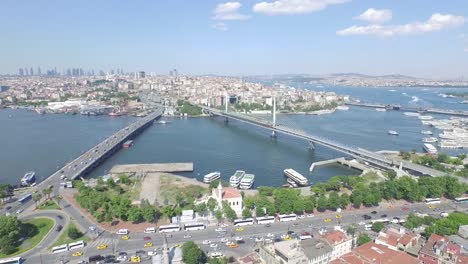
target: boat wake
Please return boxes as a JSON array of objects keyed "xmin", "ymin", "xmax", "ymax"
[{"xmin": 410, "ymin": 96, "xmax": 420, "ymax": 103}]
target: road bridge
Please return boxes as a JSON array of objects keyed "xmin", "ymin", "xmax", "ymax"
[
  {"xmin": 346, "ymin": 102, "xmax": 468, "ymax": 117},
  {"xmin": 201, "ymin": 104, "xmax": 446, "ymax": 178}
]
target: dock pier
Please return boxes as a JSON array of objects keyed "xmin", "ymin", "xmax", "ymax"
[{"xmin": 309, "ymin": 157, "xmax": 370, "ymax": 173}]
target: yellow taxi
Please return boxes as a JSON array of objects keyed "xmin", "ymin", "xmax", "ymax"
[
  {"xmin": 131, "ymin": 255, "xmax": 141, "ymax": 262},
  {"xmin": 229, "ymin": 243, "xmax": 239, "ymax": 248},
  {"xmin": 121, "ymin": 235, "xmax": 129, "ymax": 240},
  {"xmin": 335, "ymin": 214, "xmax": 342, "ymax": 219},
  {"xmin": 144, "ymin": 242, "xmax": 153, "ymax": 248},
  {"xmin": 283, "ymin": 235, "xmax": 292, "ymax": 241},
  {"xmin": 174, "ymin": 244, "xmax": 181, "ymax": 248},
  {"xmin": 324, "ymin": 218, "xmax": 332, "ymax": 223},
  {"xmin": 72, "ymin": 251, "xmax": 83, "ymax": 257},
  {"xmin": 235, "ymin": 227, "xmax": 244, "ymax": 232},
  {"xmin": 97, "ymin": 244, "xmax": 107, "ymax": 250},
  {"xmin": 428, "ymin": 205, "xmax": 436, "ymax": 209}
]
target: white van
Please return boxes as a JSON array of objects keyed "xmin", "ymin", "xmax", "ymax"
[
  {"xmin": 144, "ymin": 227, "xmax": 156, "ymax": 234},
  {"xmin": 116, "ymin": 229, "xmax": 129, "ymax": 235}
]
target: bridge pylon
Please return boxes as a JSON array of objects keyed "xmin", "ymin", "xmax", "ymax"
[
  {"xmin": 271, "ymin": 96, "xmax": 277, "ymax": 138},
  {"xmin": 309, "ymin": 141, "xmax": 315, "ymax": 150}
]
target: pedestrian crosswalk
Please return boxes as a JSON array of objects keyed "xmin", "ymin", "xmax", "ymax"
[{"xmin": 86, "ymin": 237, "xmax": 116, "ymax": 248}]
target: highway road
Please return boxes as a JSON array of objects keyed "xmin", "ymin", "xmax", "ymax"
[{"xmin": 22, "ymin": 201, "xmax": 468, "ymax": 264}]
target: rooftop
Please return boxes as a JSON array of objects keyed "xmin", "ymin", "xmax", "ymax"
[{"xmin": 331, "ymin": 242, "xmax": 420, "ymax": 264}]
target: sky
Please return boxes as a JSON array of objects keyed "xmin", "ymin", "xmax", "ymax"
[{"xmin": 1, "ymin": 0, "xmax": 468, "ymax": 78}]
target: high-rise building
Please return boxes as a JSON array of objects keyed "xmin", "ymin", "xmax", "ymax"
[
  {"xmin": 18, "ymin": 68, "xmax": 24, "ymax": 76},
  {"xmin": 24, "ymin": 68, "xmax": 29, "ymax": 76},
  {"xmin": 138, "ymin": 71, "xmax": 146, "ymax": 79},
  {"xmin": 37, "ymin": 67, "xmax": 41, "ymax": 76}
]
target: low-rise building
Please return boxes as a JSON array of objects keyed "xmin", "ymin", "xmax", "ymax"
[
  {"xmin": 320, "ymin": 230, "xmax": 353, "ymax": 261},
  {"xmin": 331, "ymin": 242, "xmax": 421, "ymax": 264},
  {"xmin": 212, "ymin": 182, "xmax": 243, "ymax": 216},
  {"xmin": 419, "ymin": 234, "xmax": 460, "ymax": 264},
  {"xmin": 259, "ymin": 237, "xmax": 332, "ymax": 264},
  {"xmin": 375, "ymin": 226, "xmax": 421, "ymax": 255}
]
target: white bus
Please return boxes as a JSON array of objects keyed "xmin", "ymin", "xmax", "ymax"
[
  {"xmin": 425, "ymin": 198, "xmax": 441, "ymax": 204},
  {"xmin": 256, "ymin": 216, "xmax": 275, "ymax": 225},
  {"xmin": 184, "ymin": 223, "xmax": 206, "ymax": 231},
  {"xmin": 364, "ymin": 224, "xmax": 373, "ymax": 231},
  {"xmin": 371, "ymin": 218, "xmax": 389, "ymax": 224},
  {"xmin": 278, "ymin": 214, "xmax": 297, "ymax": 222},
  {"xmin": 52, "ymin": 244, "xmax": 69, "ymax": 254},
  {"xmin": 144, "ymin": 227, "xmax": 156, "ymax": 234},
  {"xmin": 233, "ymin": 218, "xmax": 254, "ymax": 226},
  {"xmin": 0, "ymin": 257, "xmax": 22, "ymax": 264},
  {"xmin": 454, "ymin": 197, "xmax": 468, "ymax": 203},
  {"xmin": 159, "ymin": 224, "xmax": 181, "ymax": 233},
  {"xmin": 68, "ymin": 240, "xmax": 85, "ymax": 251}
]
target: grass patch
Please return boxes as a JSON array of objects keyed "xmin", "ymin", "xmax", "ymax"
[
  {"xmin": 159, "ymin": 175, "xmax": 208, "ymax": 205},
  {"xmin": 38, "ymin": 200, "xmax": 60, "ymax": 210},
  {"xmin": 51, "ymin": 221, "xmax": 89, "ymax": 248},
  {"xmin": 0, "ymin": 217, "xmax": 54, "ymax": 258},
  {"xmin": 361, "ymin": 172, "xmax": 383, "ymax": 184}
]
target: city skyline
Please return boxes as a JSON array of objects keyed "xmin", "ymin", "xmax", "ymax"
[{"xmin": 1, "ymin": 0, "xmax": 468, "ymax": 78}]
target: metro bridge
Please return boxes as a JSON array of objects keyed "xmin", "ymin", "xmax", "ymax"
[{"xmin": 200, "ymin": 100, "xmax": 446, "ymax": 177}]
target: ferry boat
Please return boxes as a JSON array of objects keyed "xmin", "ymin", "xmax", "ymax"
[
  {"xmin": 21, "ymin": 171, "xmax": 36, "ymax": 186},
  {"xmin": 375, "ymin": 108, "xmax": 386, "ymax": 112},
  {"xmin": 423, "ymin": 143, "xmax": 438, "ymax": 154},
  {"xmin": 155, "ymin": 120, "xmax": 171, "ymax": 124},
  {"xmin": 422, "ymin": 137, "xmax": 438, "ymax": 143},
  {"xmin": 229, "ymin": 170, "xmax": 245, "ymax": 187},
  {"xmin": 283, "ymin": 169, "xmax": 308, "ymax": 186},
  {"xmin": 108, "ymin": 112, "xmax": 123, "ymax": 117},
  {"xmin": 336, "ymin": 106, "xmax": 349, "ymax": 111},
  {"xmin": 421, "ymin": 130, "xmax": 433, "ymax": 135},
  {"xmin": 239, "ymin": 174, "xmax": 255, "ymax": 189},
  {"xmin": 203, "ymin": 172, "xmax": 221, "ymax": 183},
  {"xmin": 388, "ymin": 130, "xmax": 399, "ymax": 136},
  {"xmin": 418, "ymin": 115, "xmax": 433, "ymax": 120}
]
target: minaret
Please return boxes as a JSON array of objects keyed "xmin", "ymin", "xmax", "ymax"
[
  {"xmin": 162, "ymin": 234, "xmax": 170, "ymax": 264},
  {"xmin": 217, "ymin": 181, "xmax": 223, "ymax": 208}
]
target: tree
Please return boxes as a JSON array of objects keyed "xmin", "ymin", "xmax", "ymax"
[
  {"xmin": 68, "ymin": 226, "xmax": 83, "ymax": 239},
  {"xmin": 55, "ymin": 195, "xmax": 63, "ymax": 207},
  {"xmin": 141, "ymin": 204, "xmax": 157, "ymax": 222},
  {"xmin": 258, "ymin": 186, "xmax": 275, "ymax": 196},
  {"xmin": 357, "ymin": 233, "xmax": 372, "ymax": 246},
  {"xmin": 242, "ymin": 208, "xmax": 252, "ymax": 218},
  {"xmin": 182, "ymin": 241, "xmax": 206, "ymax": 264},
  {"xmin": 194, "ymin": 202, "xmax": 208, "ymax": 216},
  {"xmin": 33, "ymin": 193, "xmax": 42, "ymax": 208},
  {"xmin": 372, "ymin": 222, "xmax": 385, "ymax": 232},
  {"xmin": 425, "ymin": 212, "xmax": 468, "ymax": 236},
  {"xmin": 0, "ymin": 184, "xmax": 12, "ymax": 201},
  {"xmin": 340, "ymin": 193, "xmax": 350, "ymax": 209},
  {"xmin": 215, "ymin": 210, "xmax": 223, "ymax": 222},
  {"xmin": 127, "ymin": 207, "xmax": 143, "ymax": 223},
  {"xmin": 207, "ymin": 198, "xmax": 217, "ymax": 212},
  {"xmin": 222, "ymin": 201, "xmax": 237, "ymax": 221},
  {"xmin": 327, "ymin": 192, "xmax": 340, "ymax": 210},
  {"xmin": 293, "ymin": 197, "xmax": 305, "ymax": 215},
  {"xmin": 42, "ymin": 187, "xmax": 53, "ymax": 200},
  {"xmin": 386, "ymin": 170, "xmax": 397, "ymax": 180},
  {"xmin": 304, "ymin": 196, "xmax": 315, "ymax": 213},
  {"xmin": 346, "ymin": 225, "xmax": 357, "ymax": 237},
  {"xmin": 0, "ymin": 216, "xmax": 23, "ymax": 254},
  {"xmin": 317, "ymin": 195, "xmax": 328, "ymax": 212}
]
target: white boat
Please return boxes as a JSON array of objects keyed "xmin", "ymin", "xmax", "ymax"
[
  {"xmin": 203, "ymin": 172, "xmax": 221, "ymax": 183},
  {"xmin": 421, "ymin": 130, "xmax": 433, "ymax": 135},
  {"xmin": 336, "ymin": 106, "xmax": 349, "ymax": 111},
  {"xmin": 21, "ymin": 171, "xmax": 36, "ymax": 186},
  {"xmin": 239, "ymin": 174, "xmax": 255, "ymax": 189},
  {"xmin": 422, "ymin": 137, "xmax": 438, "ymax": 143},
  {"xmin": 423, "ymin": 143, "xmax": 438, "ymax": 154},
  {"xmin": 419, "ymin": 115, "xmax": 433, "ymax": 120},
  {"xmin": 388, "ymin": 130, "xmax": 399, "ymax": 136},
  {"xmin": 287, "ymin": 178, "xmax": 298, "ymax": 188},
  {"xmin": 404, "ymin": 112, "xmax": 420, "ymax": 117},
  {"xmin": 229, "ymin": 170, "xmax": 245, "ymax": 187},
  {"xmin": 283, "ymin": 169, "xmax": 308, "ymax": 186},
  {"xmin": 155, "ymin": 120, "xmax": 171, "ymax": 124},
  {"xmin": 376, "ymin": 108, "xmax": 386, "ymax": 112}
]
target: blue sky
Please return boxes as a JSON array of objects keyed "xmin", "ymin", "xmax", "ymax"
[{"xmin": 1, "ymin": 0, "xmax": 467, "ymax": 78}]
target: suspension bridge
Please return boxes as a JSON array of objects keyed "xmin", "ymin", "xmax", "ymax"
[{"xmin": 200, "ymin": 98, "xmax": 446, "ymax": 177}]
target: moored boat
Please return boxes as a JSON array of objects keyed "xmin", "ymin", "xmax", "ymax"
[
  {"xmin": 283, "ymin": 169, "xmax": 308, "ymax": 186},
  {"xmin": 239, "ymin": 174, "xmax": 255, "ymax": 189},
  {"xmin": 21, "ymin": 171, "xmax": 36, "ymax": 186},
  {"xmin": 229, "ymin": 170, "xmax": 245, "ymax": 187},
  {"xmin": 388, "ymin": 130, "xmax": 399, "ymax": 136},
  {"xmin": 203, "ymin": 172, "xmax": 221, "ymax": 183}
]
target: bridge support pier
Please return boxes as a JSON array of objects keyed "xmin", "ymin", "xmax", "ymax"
[
  {"xmin": 271, "ymin": 130, "xmax": 277, "ymax": 138},
  {"xmin": 224, "ymin": 117, "xmax": 229, "ymax": 123},
  {"xmin": 308, "ymin": 141, "xmax": 315, "ymax": 150}
]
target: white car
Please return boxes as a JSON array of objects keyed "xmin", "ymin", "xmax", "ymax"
[
  {"xmin": 306, "ymin": 214, "xmax": 315, "ymax": 218},
  {"xmin": 266, "ymin": 233, "xmax": 274, "ymax": 238},
  {"xmin": 255, "ymin": 237, "xmax": 264, "ymax": 242},
  {"xmin": 358, "ymin": 221, "xmax": 366, "ymax": 225},
  {"xmin": 202, "ymin": 240, "xmax": 211, "ymax": 245},
  {"xmin": 209, "ymin": 252, "xmax": 223, "ymax": 258},
  {"xmin": 220, "ymin": 237, "xmax": 228, "ymax": 243},
  {"xmin": 215, "ymin": 228, "xmax": 225, "ymax": 232},
  {"xmin": 144, "ymin": 227, "xmax": 156, "ymax": 234},
  {"xmin": 16, "ymin": 208, "xmax": 24, "ymax": 214},
  {"xmin": 116, "ymin": 229, "xmax": 129, "ymax": 235},
  {"xmin": 147, "ymin": 251, "xmax": 158, "ymax": 256},
  {"xmin": 234, "ymin": 236, "xmax": 243, "ymax": 241},
  {"xmin": 116, "ymin": 255, "xmax": 128, "ymax": 261},
  {"xmin": 183, "ymin": 234, "xmax": 192, "ymax": 239},
  {"xmin": 225, "ymin": 241, "xmax": 234, "ymax": 246},
  {"xmin": 210, "ymin": 243, "xmax": 218, "ymax": 248}
]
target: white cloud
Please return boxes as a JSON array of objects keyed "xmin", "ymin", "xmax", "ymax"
[
  {"xmin": 355, "ymin": 8, "xmax": 392, "ymax": 24},
  {"xmin": 212, "ymin": 22, "xmax": 228, "ymax": 31},
  {"xmin": 253, "ymin": 0, "xmax": 350, "ymax": 15},
  {"xmin": 337, "ymin": 13, "xmax": 465, "ymax": 37},
  {"xmin": 213, "ymin": 2, "xmax": 250, "ymax": 20}
]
